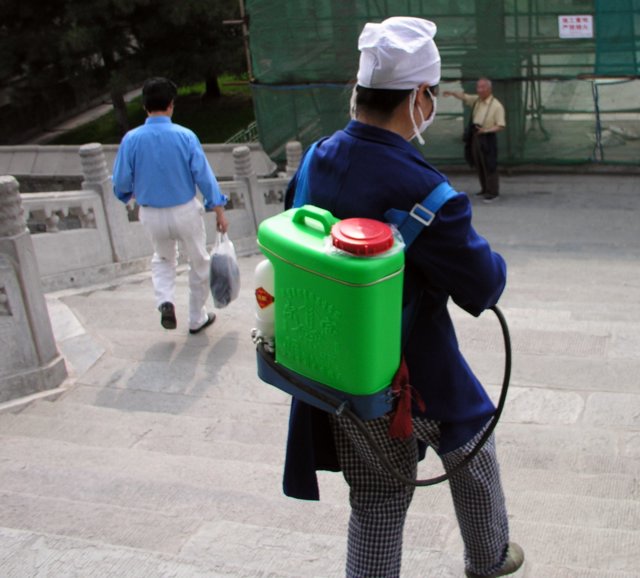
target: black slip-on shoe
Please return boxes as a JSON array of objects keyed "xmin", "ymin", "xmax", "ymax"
[
  {"xmin": 159, "ymin": 302, "xmax": 177, "ymax": 330},
  {"xmin": 189, "ymin": 313, "xmax": 216, "ymax": 335}
]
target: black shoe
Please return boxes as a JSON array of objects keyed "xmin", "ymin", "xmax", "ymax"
[
  {"xmin": 474, "ymin": 190, "xmax": 486, "ymax": 197},
  {"xmin": 189, "ymin": 313, "xmax": 216, "ymax": 335},
  {"xmin": 159, "ymin": 302, "xmax": 177, "ymax": 330},
  {"xmin": 483, "ymin": 194, "xmax": 499, "ymax": 203}
]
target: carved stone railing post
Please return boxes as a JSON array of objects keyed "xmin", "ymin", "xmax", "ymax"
[
  {"xmin": 0, "ymin": 176, "xmax": 67, "ymax": 402},
  {"xmin": 285, "ymin": 141, "xmax": 303, "ymax": 177},
  {"xmin": 233, "ymin": 145, "xmax": 261, "ymax": 231},
  {"xmin": 79, "ymin": 142, "xmax": 127, "ymax": 262}
]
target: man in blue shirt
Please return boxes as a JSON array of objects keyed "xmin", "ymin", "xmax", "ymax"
[
  {"xmin": 282, "ymin": 18, "xmax": 524, "ymax": 578},
  {"xmin": 112, "ymin": 77, "xmax": 228, "ymax": 334}
]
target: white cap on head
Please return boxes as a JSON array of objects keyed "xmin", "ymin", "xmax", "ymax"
[{"xmin": 357, "ymin": 17, "xmax": 441, "ymax": 90}]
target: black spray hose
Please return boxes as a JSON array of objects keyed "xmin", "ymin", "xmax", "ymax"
[
  {"xmin": 258, "ymin": 305, "xmax": 511, "ymax": 487},
  {"xmin": 340, "ymin": 305, "xmax": 511, "ymax": 486}
]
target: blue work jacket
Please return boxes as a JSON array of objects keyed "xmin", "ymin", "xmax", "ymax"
[{"xmin": 282, "ymin": 120, "xmax": 506, "ymax": 500}]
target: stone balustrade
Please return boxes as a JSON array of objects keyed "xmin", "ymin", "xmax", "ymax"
[
  {"xmin": 24, "ymin": 189, "xmax": 114, "ymax": 282},
  {"xmin": 0, "ymin": 176, "xmax": 67, "ymax": 403},
  {"xmin": 0, "ymin": 143, "xmax": 279, "ymax": 182},
  {"xmin": 23, "ymin": 190, "xmax": 100, "ymax": 232},
  {"xmin": 1, "ymin": 141, "xmax": 301, "ymax": 292}
]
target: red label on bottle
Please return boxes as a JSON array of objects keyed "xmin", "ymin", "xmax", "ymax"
[{"xmin": 255, "ymin": 287, "xmax": 274, "ymax": 309}]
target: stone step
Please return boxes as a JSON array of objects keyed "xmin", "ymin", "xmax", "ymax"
[
  {"xmin": 10, "ymin": 396, "xmax": 639, "ymax": 489},
  {"xmin": 177, "ymin": 518, "xmax": 471, "ymax": 577},
  {"xmin": 0, "ymin": 431, "xmax": 319, "ymax": 508},
  {"xmin": 0, "ymin": 477, "xmax": 637, "ymax": 577},
  {"xmin": 0, "ymin": 488, "xmax": 202, "ymax": 555},
  {"xmin": 72, "ymin": 322, "xmax": 258, "ymax": 367},
  {"xmin": 523, "ymin": 567, "xmax": 636, "ymax": 578},
  {"xmin": 59, "ymin": 382, "xmax": 640, "ymax": 469},
  {"xmin": 59, "ymin": 381, "xmax": 288, "ymax": 417},
  {"xmin": 19, "ymin": 396, "xmax": 292, "ymax": 430},
  {"xmin": 6, "ymin": 399, "xmax": 637, "ymax": 488},
  {"xmin": 1, "ymin": 400, "xmax": 288, "ymax": 465},
  {"xmin": 0, "ymin": 526, "xmax": 304, "ymax": 577},
  {"xmin": 60, "ymin": 354, "xmax": 284, "ymax": 405},
  {"xmin": 54, "ymin": 272, "xmax": 257, "ymax": 337},
  {"xmin": 0, "ymin": 500, "xmax": 637, "ymax": 578},
  {"xmin": 11, "ymin": 397, "xmax": 639, "ymax": 470},
  {"xmin": 0, "ymin": 401, "xmax": 638, "ymax": 576},
  {"xmin": 2, "ymin": 402, "xmax": 637, "ymax": 524},
  {"xmin": 505, "ymin": 518, "xmax": 640, "ymax": 577}
]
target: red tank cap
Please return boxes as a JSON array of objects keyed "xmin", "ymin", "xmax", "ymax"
[{"xmin": 331, "ymin": 218, "xmax": 394, "ymax": 256}]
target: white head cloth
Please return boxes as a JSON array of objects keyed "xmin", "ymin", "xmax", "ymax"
[{"xmin": 357, "ymin": 17, "xmax": 441, "ymax": 90}]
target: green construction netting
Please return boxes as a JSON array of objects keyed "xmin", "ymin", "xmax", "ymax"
[{"xmin": 245, "ymin": 0, "xmax": 640, "ymax": 165}]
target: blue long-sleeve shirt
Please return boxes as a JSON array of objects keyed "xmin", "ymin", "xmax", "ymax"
[{"xmin": 112, "ymin": 116, "xmax": 227, "ymax": 210}]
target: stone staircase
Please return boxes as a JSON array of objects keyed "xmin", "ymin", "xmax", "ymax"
[{"xmin": 0, "ymin": 172, "xmax": 639, "ymax": 577}]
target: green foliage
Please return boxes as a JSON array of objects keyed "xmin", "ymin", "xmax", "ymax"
[
  {"xmin": 130, "ymin": 0, "xmax": 245, "ymax": 88},
  {"xmin": 1, "ymin": 0, "xmax": 246, "ymax": 140},
  {"xmin": 49, "ymin": 78, "xmax": 255, "ymax": 145}
]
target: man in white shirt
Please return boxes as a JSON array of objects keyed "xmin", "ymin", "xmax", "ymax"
[{"xmin": 444, "ymin": 78, "xmax": 506, "ymax": 202}]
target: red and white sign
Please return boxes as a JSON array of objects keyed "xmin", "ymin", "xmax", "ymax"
[
  {"xmin": 558, "ymin": 15, "xmax": 594, "ymax": 39},
  {"xmin": 255, "ymin": 286, "xmax": 274, "ymax": 309}
]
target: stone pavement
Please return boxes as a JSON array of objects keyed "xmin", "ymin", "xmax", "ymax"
[{"xmin": 0, "ymin": 171, "xmax": 639, "ymax": 577}]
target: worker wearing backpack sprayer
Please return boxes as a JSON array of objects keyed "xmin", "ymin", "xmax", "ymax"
[{"xmin": 273, "ymin": 17, "xmax": 525, "ymax": 578}]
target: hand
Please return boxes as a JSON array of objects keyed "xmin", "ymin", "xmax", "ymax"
[{"xmin": 215, "ymin": 208, "xmax": 229, "ymax": 234}]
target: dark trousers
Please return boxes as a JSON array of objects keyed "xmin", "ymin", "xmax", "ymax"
[{"xmin": 471, "ymin": 134, "xmax": 500, "ymax": 197}]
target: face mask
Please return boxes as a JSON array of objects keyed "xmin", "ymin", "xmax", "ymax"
[{"xmin": 410, "ymin": 88, "xmax": 437, "ymax": 145}]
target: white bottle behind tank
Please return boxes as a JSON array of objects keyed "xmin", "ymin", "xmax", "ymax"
[{"xmin": 252, "ymin": 258, "xmax": 275, "ymax": 352}]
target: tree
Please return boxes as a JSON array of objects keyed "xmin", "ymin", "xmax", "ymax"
[
  {"xmin": 0, "ymin": 0, "xmax": 245, "ymax": 141},
  {"xmin": 61, "ymin": 0, "xmax": 144, "ymax": 136},
  {"xmin": 131, "ymin": 0, "xmax": 245, "ymax": 99},
  {"xmin": 0, "ymin": 0, "xmax": 86, "ymax": 134},
  {"xmin": 0, "ymin": 0, "xmax": 144, "ymax": 138}
]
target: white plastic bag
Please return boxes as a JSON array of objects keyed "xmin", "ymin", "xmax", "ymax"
[{"xmin": 209, "ymin": 232, "xmax": 240, "ymax": 308}]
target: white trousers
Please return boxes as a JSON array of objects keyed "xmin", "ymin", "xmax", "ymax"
[{"xmin": 139, "ymin": 197, "xmax": 210, "ymax": 330}]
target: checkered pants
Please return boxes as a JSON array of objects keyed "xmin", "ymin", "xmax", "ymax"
[{"xmin": 330, "ymin": 414, "xmax": 509, "ymax": 577}]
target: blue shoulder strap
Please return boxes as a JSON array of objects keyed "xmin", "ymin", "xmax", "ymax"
[
  {"xmin": 292, "ymin": 142, "xmax": 319, "ymax": 208},
  {"xmin": 384, "ymin": 181, "xmax": 458, "ymax": 249},
  {"xmin": 384, "ymin": 181, "xmax": 458, "ymax": 348}
]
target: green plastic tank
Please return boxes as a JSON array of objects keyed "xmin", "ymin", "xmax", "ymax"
[{"xmin": 257, "ymin": 205, "xmax": 404, "ymax": 396}]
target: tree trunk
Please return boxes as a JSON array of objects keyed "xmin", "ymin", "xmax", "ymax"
[
  {"xmin": 111, "ymin": 88, "xmax": 129, "ymax": 137},
  {"xmin": 204, "ymin": 74, "xmax": 222, "ymax": 99}
]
